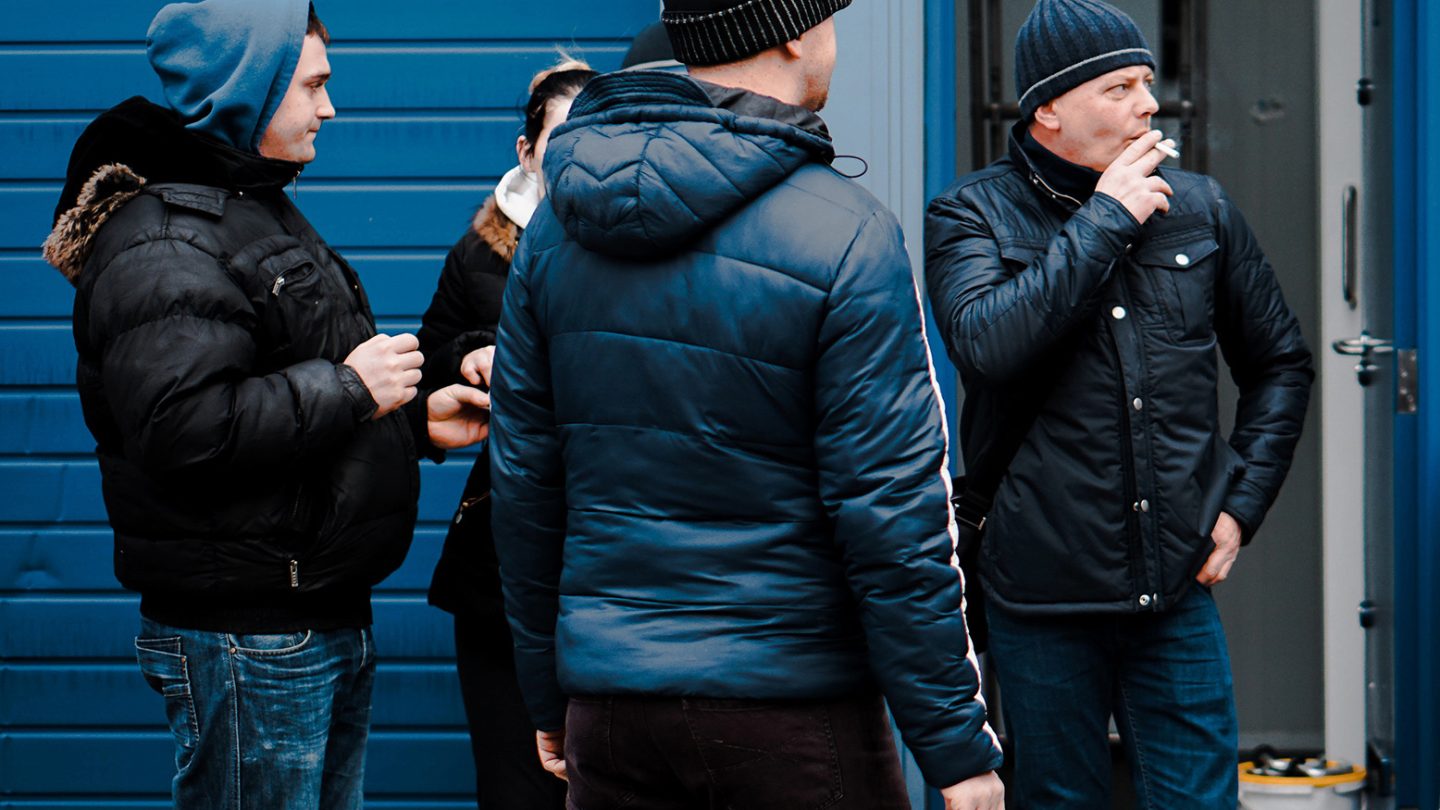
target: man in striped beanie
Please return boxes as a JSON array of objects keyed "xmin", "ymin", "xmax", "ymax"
[
  {"xmin": 925, "ymin": 0, "xmax": 1313, "ymax": 808},
  {"xmin": 489, "ymin": 0, "xmax": 1006, "ymax": 808}
]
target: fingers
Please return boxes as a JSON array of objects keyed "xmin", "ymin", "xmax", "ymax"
[
  {"xmin": 1117, "ymin": 129, "xmax": 1164, "ymax": 166},
  {"xmin": 446, "ymin": 383, "xmax": 491, "ymax": 409},
  {"xmin": 390, "ymin": 332, "xmax": 420, "ymax": 353},
  {"xmin": 1131, "ymin": 138, "xmax": 1173, "ymax": 176},
  {"xmin": 461, "ymin": 363, "xmax": 482, "ymax": 385}
]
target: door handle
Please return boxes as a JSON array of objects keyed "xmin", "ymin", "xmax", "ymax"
[
  {"xmin": 1341, "ymin": 185, "xmax": 1358, "ymax": 309},
  {"xmin": 1332, "ymin": 331, "xmax": 1394, "ymax": 386}
]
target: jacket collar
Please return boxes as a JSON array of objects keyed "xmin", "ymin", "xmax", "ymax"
[{"xmin": 1007, "ymin": 121, "xmax": 1101, "ymax": 212}]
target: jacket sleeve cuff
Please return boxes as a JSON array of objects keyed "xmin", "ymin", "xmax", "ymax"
[
  {"xmin": 909, "ymin": 731, "xmax": 1006, "ymax": 789},
  {"xmin": 1083, "ymin": 192, "xmax": 1145, "ymax": 252},
  {"xmin": 406, "ymin": 390, "xmax": 446, "ymax": 464},
  {"xmin": 336, "ymin": 363, "xmax": 379, "ymax": 422},
  {"xmin": 1223, "ymin": 485, "xmax": 1266, "ymax": 546}
]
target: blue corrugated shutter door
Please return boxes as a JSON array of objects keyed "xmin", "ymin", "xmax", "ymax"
[{"xmin": 0, "ymin": 2, "xmax": 654, "ymax": 806}]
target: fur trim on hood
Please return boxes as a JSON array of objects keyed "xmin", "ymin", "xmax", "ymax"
[
  {"xmin": 473, "ymin": 196, "xmax": 520, "ymax": 263},
  {"xmin": 43, "ymin": 163, "xmax": 147, "ymax": 284}
]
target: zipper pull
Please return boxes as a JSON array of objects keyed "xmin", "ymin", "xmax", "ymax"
[
  {"xmin": 272, "ymin": 274, "xmax": 286, "ymax": 296},
  {"xmin": 289, "ymin": 559, "xmax": 300, "ymax": 588}
]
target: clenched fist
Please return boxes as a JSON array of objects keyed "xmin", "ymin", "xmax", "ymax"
[{"xmin": 344, "ymin": 333, "xmax": 424, "ymax": 419}]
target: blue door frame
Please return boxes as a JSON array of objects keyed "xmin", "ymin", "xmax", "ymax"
[{"xmin": 1390, "ymin": 0, "xmax": 1440, "ymax": 805}]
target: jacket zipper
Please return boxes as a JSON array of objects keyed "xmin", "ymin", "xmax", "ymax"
[{"xmin": 289, "ymin": 559, "xmax": 300, "ymax": 589}]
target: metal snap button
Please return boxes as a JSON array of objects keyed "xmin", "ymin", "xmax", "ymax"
[
  {"xmin": 1139, "ymin": 594, "xmax": 1152, "ymax": 607},
  {"xmin": 1132, "ymin": 397, "xmax": 1144, "ymax": 411},
  {"xmin": 1140, "ymin": 499, "xmax": 1150, "ymax": 512},
  {"xmin": 1112, "ymin": 306, "xmax": 1127, "ymax": 320},
  {"xmin": 1175, "ymin": 253, "xmax": 1191, "ymax": 266}
]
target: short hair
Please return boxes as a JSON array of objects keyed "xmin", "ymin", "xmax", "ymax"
[{"xmin": 307, "ymin": 3, "xmax": 330, "ymax": 44}]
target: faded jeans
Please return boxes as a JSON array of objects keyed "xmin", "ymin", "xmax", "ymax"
[{"xmin": 134, "ymin": 617, "xmax": 376, "ymax": 809}]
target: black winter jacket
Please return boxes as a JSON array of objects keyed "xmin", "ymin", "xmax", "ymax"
[
  {"xmin": 45, "ymin": 98, "xmax": 423, "ymax": 632},
  {"xmin": 418, "ymin": 199, "xmax": 508, "ymax": 623},
  {"xmin": 925, "ymin": 126, "xmax": 1313, "ymax": 616}
]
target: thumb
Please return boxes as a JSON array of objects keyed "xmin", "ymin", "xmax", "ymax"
[{"xmin": 445, "ymin": 384, "xmax": 490, "ymax": 409}]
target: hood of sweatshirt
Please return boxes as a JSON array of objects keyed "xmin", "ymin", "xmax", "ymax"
[{"xmin": 146, "ymin": 0, "xmax": 309, "ymax": 153}]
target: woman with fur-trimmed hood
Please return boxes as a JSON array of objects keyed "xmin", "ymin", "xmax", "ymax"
[{"xmin": 416, "ymin": 58, "xmax": 594, "ymax": 809}]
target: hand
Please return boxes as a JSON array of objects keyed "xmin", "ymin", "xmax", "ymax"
[
  {"xmin": 1196, "ymin": 511, "xmax": 1242, "ymax": 586},
  {"xmin": 536, "ymin": 729, "xmax": 567, "ymax": 781},
  {"xmin": 941, "ymin": 770, "xmax": 1004, "ymax": 810},
  {"xmin": 1095, "ymin": 130, "xmax": 1176, "ymax": 225},
  {"xmin": 426, "ymin": 384, "xmax": 491, "ymax": 449},
  {"xmin": 460, "ymin": 345, "xmax": 495, "ymax": 387},
  {"xmin": 344, "ymin": 333, "xmax": 424, "ymax": 419}
]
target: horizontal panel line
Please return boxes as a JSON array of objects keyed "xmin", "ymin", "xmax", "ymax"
[
  {"xmin": 0, "ymin": 794, "xmax": 480, "ymax": 803},
  {"xmin": 0, "ymin": 593, "xmax": 434, "ymax": 603},
  {"xmin": 0, "ymin": 659, "xmax": 466, "ymax": 671},
  {"xmin": 0, "ymin": 728, "xmax": 471, "ymax": 738},
  {"xmin": 0, "ymin": 107, "xmax": 535, "ymax": 119},
  {"xmin": 0, "ymin": 38, "xmax": 630, "ymax": 51},
  {"xmin": 0, "ymin": 181, "xmax": 496, "ymax": 191},
  {"xmin": 0, "ymin": 588, "xmax": 433, "ymax": 598},
  {"xmin": 0, "ymin": 386, "xmax": 78, "ymax": 394}
]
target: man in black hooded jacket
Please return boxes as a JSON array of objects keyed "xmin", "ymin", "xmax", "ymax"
[
  {"xmin": 42, "ymin": 1, "xmax": 488, "ymax": 805},
  {"xmin": 925, "ymin": 0, "xmax": 1313, "ymax": 807}
]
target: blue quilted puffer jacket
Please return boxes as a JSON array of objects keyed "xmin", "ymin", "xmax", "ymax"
[{"xmin": 489, "ymin": 71, "xmax": 1003, "ymax": 787}]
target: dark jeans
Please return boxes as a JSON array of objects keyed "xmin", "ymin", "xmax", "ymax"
[
  {"xmin": 988, "ymin": 585, "xmax": 1238, "ymax": 809},
  {"xmin": 563, "ymin": 692, "xmax": 910, "ymax": 810},
  {"xmin": 134, "ymin": 617, "xmax": 376, "ymax": 809},
  {"xmin": 454, "ymin": 616, "xmax": 568, "ymax": 809}
]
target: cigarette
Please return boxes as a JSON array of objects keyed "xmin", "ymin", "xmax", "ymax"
[{"xmin": 1154, "ymin": 140, "xmax": 1180, "ymax": 160}]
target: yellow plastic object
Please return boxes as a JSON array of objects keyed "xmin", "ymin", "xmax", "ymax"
[{"xmin": 1238, "ymin": 762, "xmax": 1368, "ymax": 789}]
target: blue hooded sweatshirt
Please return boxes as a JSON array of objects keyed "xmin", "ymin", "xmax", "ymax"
[{"xmin": 146, "ymin": 0, "xmax": 309, "ymax": 153}]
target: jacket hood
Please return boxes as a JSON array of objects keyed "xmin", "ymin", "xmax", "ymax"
[
  {"xmin": 44, "ymin": 97, "xmax": 301, "ymax": 283},
  {"xmin": 147, "ymin": 0, "xmax": 309, "ymax": 152},
  {"xmin": 543, "ymin": 70, "xmax": 835, "ymax": 259}
]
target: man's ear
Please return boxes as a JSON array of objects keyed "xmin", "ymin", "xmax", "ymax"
[
  {"xmin": 1032, "ymin": 101, "xmax": 1062, "ymax": 132},
  {"xmin": 782, "ymin": 35, "xmax": 804, "ymax": 60}
]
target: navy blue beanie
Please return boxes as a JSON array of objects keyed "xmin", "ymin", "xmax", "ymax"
[
  {"xmin": 1015, "ymin": 0, "xmax": 1155, "ymax": 120},
  {"xmin": 147, "ymin": 0, "xmax": 309, "ymax": 153}
]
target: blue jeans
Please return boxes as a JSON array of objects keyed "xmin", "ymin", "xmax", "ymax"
[
  {"xmin": 134, "ymin": 617, "xmax": 376, "ymax": 809},
  {"xmin": 987, "ymin": 586, "xmax": 1238, "ymax": 809}
]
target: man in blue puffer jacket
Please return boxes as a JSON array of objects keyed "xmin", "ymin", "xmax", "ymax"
[{"xmin": 489, "ymin": 1, "xmax": 1005, "ymax": 807}]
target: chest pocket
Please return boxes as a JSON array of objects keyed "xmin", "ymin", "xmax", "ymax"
[
  {"xmin": 230, "ymin": 237, "xmax": 349, "ymax": 366},
  {"xmin": 1130, "ymin": 230, "xmax": 1219, "ymax": 344}
]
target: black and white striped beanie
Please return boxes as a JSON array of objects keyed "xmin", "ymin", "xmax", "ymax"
[
  {"xmin": 1015, "ymin": 0, "xmax": 1155, "ymax": 120},
  {"xmin": 661, "ymin": 0, "xmax": 852, "ymax": 67}
]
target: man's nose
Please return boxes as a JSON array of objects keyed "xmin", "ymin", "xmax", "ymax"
[
  {"xmin": 1138, "ymin": 85, "xmax": 1159, "ymax": 117},
  {"xmin": 318, "ymin": 90, "xmax": 336, "ymax": 120}
]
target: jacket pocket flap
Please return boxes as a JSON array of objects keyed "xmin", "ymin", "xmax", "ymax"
[{"xmin": 1134, "ymin": 236, "xmax": 1218, "ymax": 269}]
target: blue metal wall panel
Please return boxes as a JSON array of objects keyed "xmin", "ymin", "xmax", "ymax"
[{"xmin": 0, "ymin": 1, "xmax": 659, "ymax": 806}]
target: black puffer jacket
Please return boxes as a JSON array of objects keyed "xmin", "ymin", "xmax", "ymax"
[
  {"xmin": 45, "ymin": 98, "xmax": 422, "ymax": 632},
  {"xmin": 417, "ymin": 198, "xmax": 509, "ymax": 623},
  {"xmin": 925, "ymin": 126, "xmax": 1313, "ymax": 616}
]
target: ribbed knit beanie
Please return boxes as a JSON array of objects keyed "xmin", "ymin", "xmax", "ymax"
[
  {"xmin": 662, "ymin": 0, "xmax": 852, "ymax": 67},
  {"xmin": 1015, "ymin": 0, "xmax": 1155, "ymax": 120}
]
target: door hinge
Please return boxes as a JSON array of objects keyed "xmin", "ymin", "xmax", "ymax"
[{"xmin": 1397, "ymin": 349, "xmax": 1418, "ymax": 414}]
